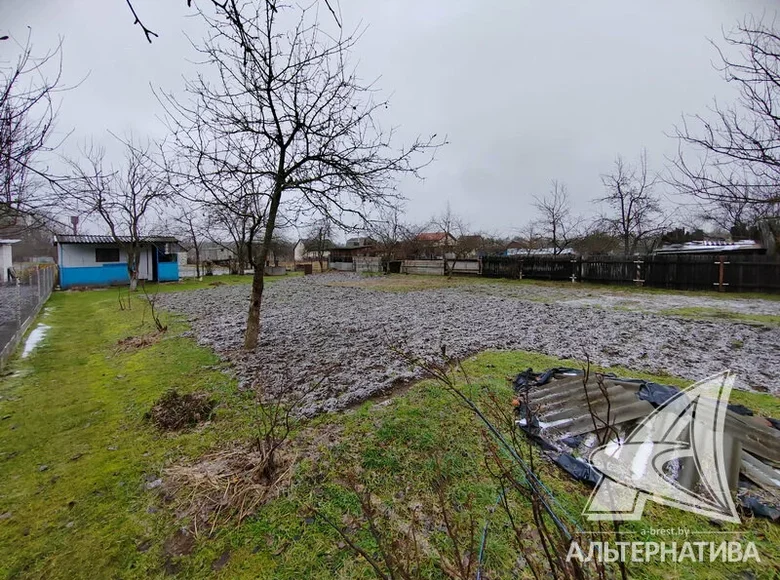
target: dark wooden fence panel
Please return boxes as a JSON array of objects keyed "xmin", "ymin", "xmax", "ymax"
[
  {"xmin": 644, "ymin": 255, "xmax": 719, "ymax": 291},
  {"xmin": 520, "ymin": 256, "xmax": 575, "ymax": 280},
  {"xmin": 723, "ymin": 254, "xmax": 780, "ymax": 292},
  {"xmin": 481, "ymin": 254, "xmax": 780, "ymax": 294},
  {"xmin": 482, "ymin": 256, "xmax": 521, "ymax": 279},
  {"xmin": 580, "ymin": 257, "xmax": 636, "ymax": 284}
]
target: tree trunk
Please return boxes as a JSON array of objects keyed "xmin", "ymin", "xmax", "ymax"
[
  {"xmin": 195, "ymin": 246, "xmax": 201, "ymax": 278},
  {"xmin": 244, "ymin": 182, "xmax": 283, "ymax": 350},
  {"xmin": 128, "ymin": 248, "xmax": 139, "ymax": 291}
]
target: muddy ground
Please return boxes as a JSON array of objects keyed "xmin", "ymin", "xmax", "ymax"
[{"xmin": 158, "ymin": 274, "xmax": 780, "ymax": 416}]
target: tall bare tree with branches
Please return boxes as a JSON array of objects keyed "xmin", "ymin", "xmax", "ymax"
[
  {"xmin": 533, "ymin": 180, "xmax": 579, "ymax": 255},
  {"xmin": 671, "ymin": 17, "xmax": 780, "ymax": 226},
  {"xmin": 65, "ymin": 138, "xmax": 170, "ymax": 291},
  {"xmin": 599, "ymin": 152, "xmax": 666, "ymax": 256},
  {"xmin": 0, "ymin": 33, "xmax": 67, "ymax": 231},
  {"xmin": 162, "ymin": 1, "xmax": 441, "ymax": 349}
]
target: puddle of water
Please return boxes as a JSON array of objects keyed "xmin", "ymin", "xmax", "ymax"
[{"xmin": 21, "ymin": 324, "xmax": 50, "ymax": 358}]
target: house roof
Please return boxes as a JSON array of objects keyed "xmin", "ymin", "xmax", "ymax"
[
  {"xmin": 297, "ymin": 238, "xmax": 335, "ymax": 250},
  {"xmin": 54, "ymin": 235, "xmax": 180, "ymax": 245},
  {"xmin": 0, "ymin": 239, "xmax": 21, "ymax": 245},
  {"xmin": 415, "ymin": 232, "xmax": 452, "ymax": 242}
]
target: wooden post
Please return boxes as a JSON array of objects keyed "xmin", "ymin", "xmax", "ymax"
[
  {"xmin": 570, "ymin": 258, "xmax": 578, "ymax": 283},
  {"xmin": 714, "ymin": 255, "xmax": 730, "ymax": 292},
  {"xmin": 633, "ymin": 259, "xmax": 644, "ymax": 286}
]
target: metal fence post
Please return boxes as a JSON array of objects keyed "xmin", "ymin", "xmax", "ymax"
[{"xmin": 16, "ymin": 277, "xmax": 21, "ymax": 331}]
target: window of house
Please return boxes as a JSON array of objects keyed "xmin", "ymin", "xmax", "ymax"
[{"xmin": 95, "ymin": 247, "xmax": 120, "ymax": 263}]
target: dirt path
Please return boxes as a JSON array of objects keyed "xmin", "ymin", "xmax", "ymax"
[{"xmin": 159, "ymin": 274, "xmax": 780, "ymax": 415}]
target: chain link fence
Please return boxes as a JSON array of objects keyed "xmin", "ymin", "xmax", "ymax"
[{"xmin": 0, "ymin": 265, "xmax": 57, "ymax": 369}]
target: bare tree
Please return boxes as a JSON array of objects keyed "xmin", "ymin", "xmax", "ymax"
[
  {"xmin": 65, "ymin": 138, "xmax": 170, "ymax": 291},
  {"xmin": 365, "ymin": 206, "xmax": 411, "ymax": 263},
  {"xmin": 429, "ymin": 202, "xmax": 467, "ymax": 275},
  {"xmin": 123, "ymin": 0, "xmax": 343, "ymax": 43},
  {"xmin": 162, "ymin": 1, "xmax": 441, "ymax": 349},
  {"xmin": 0, "ymin": 33, "xmax": 67, "ymax": 230},
  {"xmin": 170, "ymin": 203, "xmax": 206, "ymax": 278},
  {"xmin": 533, "ymin": 180, "xmax": 579, "ymax": 255},
  {"xmin": 598, "ymin": 152, "xmax": 666, "ymax": 256},
  {"xmin": 671, "ymin": 17, "xmax": 780, "ymax": 217},
  {"xmin": 303, "ymin": 217, "xmax": 333, "ymax": 273}
]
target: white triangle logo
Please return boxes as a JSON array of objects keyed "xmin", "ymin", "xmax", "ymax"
[{"xmin": 584, "ymin": 371, "xmax": 740, "ymax": 523}]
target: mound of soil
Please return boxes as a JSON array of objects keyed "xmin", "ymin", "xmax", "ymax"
[
  {"xmin": 116, "ymin": 332, "xmax": 162, "ymax": 352},
  {"xmin": 146, "ymin": 390, "xmax": 216, "ymax": 431}
]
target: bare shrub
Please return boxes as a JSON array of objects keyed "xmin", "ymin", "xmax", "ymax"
[{"xmin": 315, "ymin": 467, "xmax": 479, "ymax": 580}]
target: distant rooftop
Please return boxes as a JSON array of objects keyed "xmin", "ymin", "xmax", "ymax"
[{"xmin": 415, "ymin": 232, "xmax": 451, "ymax": 242}]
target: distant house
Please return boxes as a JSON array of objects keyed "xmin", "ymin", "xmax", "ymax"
[
  {"xmin": 54, "ymin": 235, "xmax": 182, "ymax": 289},
  {"xmin": 329, "ymin": 237, "xmax": 377, "ymax": 270},
  {"xmin": 457, "ymin": 235, "xmax": 485, "ymax": 258},
  {"xmin": 0, "ymin": 239, "xmax": 19, "ymax": 283},
  {"xmin": 294, "ymin": 238, "xmax": 335, "ymax": 262},
  {"xmin": 196, "ymin": 242, "xmax": 235, "ymax": 264},
  {"xmin": 412, "ymin": 231, "xmax": 457, "ymax": 259},
  {"xmin": 189, "ymin": 241, "xmax": 278, "ymax": 269},
  {"xmin": 653, "ymin": 240, "xmax": 766, "ymax": 256},
  {"xmin": 414, "ymin": 231, "xmax": 456, "ymax": 246}
]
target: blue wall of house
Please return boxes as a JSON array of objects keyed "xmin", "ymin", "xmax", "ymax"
[
  {"xmin": 158, "ymin": 262, "xmax": 178, "ymax": 282},
  {"xmin": 59, "ymin": 264, "xmax": 130, "ymax": 289}
]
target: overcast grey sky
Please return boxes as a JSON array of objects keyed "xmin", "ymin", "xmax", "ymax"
[{"xmin": 1, "ymin": 0, "xmax": 777, "ymax": 235}]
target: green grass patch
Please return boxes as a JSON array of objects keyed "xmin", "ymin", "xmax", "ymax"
[
  {"xmin": 0, "ymin": 287, "xmax": 777, "ymax": 579},
  {"xmin": 659, "ymin": 306, "xmax": 780, "ymax": 327},
  {"xmin": 144, "ymin": 271, "xmax": 301, "ymax": 294}
]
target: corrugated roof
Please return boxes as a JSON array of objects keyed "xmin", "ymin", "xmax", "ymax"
[
  {"xmin": 54, "ymin": 235, "xmax": 180, "ymax": 245},
  {"xmin": 654, "ymin": 240, "xmax": 764, "ymax": 255},
  {"xmin": 515, "ymin": 370, "xmax": 780, "ymax": 501}
]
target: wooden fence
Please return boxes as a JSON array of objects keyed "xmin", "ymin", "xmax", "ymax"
[{"xmin": 481, "ymin": 254, "xmax": 780, "ymax": 293}]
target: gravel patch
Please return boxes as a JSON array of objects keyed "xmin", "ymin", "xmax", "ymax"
[{"xmin": 158, "ymin": 274, "xmax": 780, "ymax": 416}]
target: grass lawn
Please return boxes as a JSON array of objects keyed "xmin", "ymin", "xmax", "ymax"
[{"xmin": 0, "ymin": 281, "xmax": 778, "ymax": 579}]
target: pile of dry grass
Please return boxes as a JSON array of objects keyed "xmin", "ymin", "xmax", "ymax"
[
  {"xmin": 145, "ymin": 390, "xmax": 216, "ymax": 431},
  {"xmin": 164, "ymin": 443, "xmax": 296, "ymax": 534}
]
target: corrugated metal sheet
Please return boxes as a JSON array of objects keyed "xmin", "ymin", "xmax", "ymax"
[
  {"xmin": 519, "ymin": 371, "xmax": 780, "ymax": 496},
  {"xmin": 54, "ymin": 235, "xmax": 179, "ymax": 245}
]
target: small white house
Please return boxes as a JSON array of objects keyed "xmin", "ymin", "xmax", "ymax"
[
  {"xmin": 0, "ymin": 239, "xmax": 20, "ymax": 283},
  {"xmin": 294, "ymin": 238, "xmax": 334, "ymax": 261},
  {"xmin": 54, "ymin": 235, "xmax": 181, "ymax": 289}
]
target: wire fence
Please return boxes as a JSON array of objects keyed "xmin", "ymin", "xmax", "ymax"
[{"xmin": 0, "ymin": 265, "xmax": 57, "ymax": 369}]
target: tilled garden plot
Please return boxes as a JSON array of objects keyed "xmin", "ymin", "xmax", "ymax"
[{"xmin": 158, "ymin": 275, "xmax": 780, "ymax": 416}]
